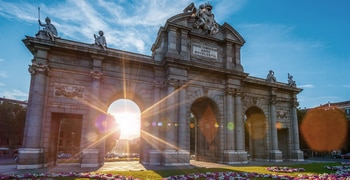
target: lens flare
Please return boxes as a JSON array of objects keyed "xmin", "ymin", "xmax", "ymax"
[
  {"xmin": 227, "ymin": 122, "xmax": 234, "ymax": 131},
  {"xmin": 301, "ymin": 107, "xmax": 347, "ymax": 152}
]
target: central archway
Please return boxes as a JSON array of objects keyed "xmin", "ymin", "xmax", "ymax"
[
  {"xmin": 190, "ymin": 97, "xmax": 220, "ymax": 162},
  {"xmin": 106, "ymin": 99, "xmax": 141, "ymax": 159}
]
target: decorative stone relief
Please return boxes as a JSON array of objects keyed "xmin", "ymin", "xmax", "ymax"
[
  {"xmin": 54, "ymin": 83, "xmax": 85, "ymax": 98},
  {"xmin": 276, "ymin": 110, "xmax": 287, "ymax": 119}
]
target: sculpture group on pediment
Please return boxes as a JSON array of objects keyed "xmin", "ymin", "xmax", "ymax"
[{"xmin": 184, "ymin": 2, "xmax": 219, "ymax": 35}]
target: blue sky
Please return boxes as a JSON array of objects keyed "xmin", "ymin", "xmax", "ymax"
[{"xmin": 0, "ymin": 0, "xmax": 349, "ymax": 108}]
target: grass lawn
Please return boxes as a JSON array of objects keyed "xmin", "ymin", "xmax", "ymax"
[{"xmin": 79, "ymin": 162, "xmax": 340, "ymax": 179}]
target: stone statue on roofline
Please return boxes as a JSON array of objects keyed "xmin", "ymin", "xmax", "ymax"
[
  {"xmin": 287, "ymin": 73, "xmax": 296, "ymax": 87},
  {"xmin": 38, "ymin": 17, "xmax": 58, "ymax": 41},
  {"xmin": 266, "ymin": 70, "xmax": 276, "ymax": 83},
  {"xmin": 183, "ymin": 2, "xmax": 219, "ymax": 35},
  {"xmin": 93, "ymin": 30, "xmax": 107, "ymax": 50}
]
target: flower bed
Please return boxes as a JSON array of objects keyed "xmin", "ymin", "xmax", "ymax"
[
  {"xmin": 0, "ymin": 172, "xmax": 138, "ymax": 180},
  {"xmin": 266, "ymin": 166, "xmax": 305, "ymax": 173},
  {"xmin": 1, "ymin": 165, "xmax": 350, "ymax": 179},
  {"xmin": 166, "ymin": 166, "xmax": 350, "ymax": 180}
]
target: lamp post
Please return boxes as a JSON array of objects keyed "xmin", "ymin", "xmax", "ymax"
[{"xmin": 71, "ymin": 132, "xmax": 75, "ymax": 156}]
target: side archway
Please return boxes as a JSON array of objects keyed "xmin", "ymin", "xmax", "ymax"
[
  {"xmin": 245, "ymin": 106, "xmax": 267, "ymax": 160},
  {"xmin": 190, "ymin": 97, "xmax": 221, "ymax": 162}
]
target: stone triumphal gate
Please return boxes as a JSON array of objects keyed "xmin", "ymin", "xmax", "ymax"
[{"xmin": 18, "ymin": 3, "xmax": 304, "ymax": 169}]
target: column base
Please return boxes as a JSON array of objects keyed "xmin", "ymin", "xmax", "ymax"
[
  {"xmin": 177, "ymin": 150, "xmax": 190, "ymax": 166},
  {"xmin": 146, "ymin": 150, "xmax": 162, "ymax": 165},
  {"xmin": 223, "ymin": 150, "xmax": 248, "ymax": 164},
  {"xmin": 269, "ymin": 150, "xmax": 283, "ymax": 162},
  {"xmin": 17, "ymin": 148, "xmax": 44, "ymax": 169},
  {"xmin": 162, "ymin": 150, "xmax": 190, "ymax": 166},
  {"xmin": 80, "ymin": 149, "xmax": 100, "ymax": 168},
  {"xmin": 290, "ymin": 150, "xmax": 305, "ymax": 161}
]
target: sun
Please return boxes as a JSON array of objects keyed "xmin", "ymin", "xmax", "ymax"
[
  {"xmin": 107, "ymin": 99, "xmax": 141, "ymax": 140},
  {"xmin": 112, "ymin": 112, "xmax": 140, "ymax": 140}
]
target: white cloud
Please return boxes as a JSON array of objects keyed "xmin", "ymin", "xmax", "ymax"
[
  {"xmin": 0, "ymin": 58, "xmax": 4, "ymax": 62},
  {"xmin": 298, "ymin": 84, "xmax": 314, "ymax": 88},
  {"xmin": 0, "ymin": 1, "xmax": 37, "ymax": 22},
  {"xmin": 1, "ymin": 89, "xmax": 28, "ymax": 100},
  {"xmin": 0, "ymin": 72, "xmax": 7, "ymax": 78},
  {"xmin": 0, "ymin": 0, "xmax": 248, "ymax": 55},
  {"xmin": 215, "ymin": 0, "xmax": 247, "ymax": 24}
]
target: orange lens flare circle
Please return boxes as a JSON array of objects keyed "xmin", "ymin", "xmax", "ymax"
[{"xmin": 301, "ymin": 107, "xmax": 348, "ymax": 152}]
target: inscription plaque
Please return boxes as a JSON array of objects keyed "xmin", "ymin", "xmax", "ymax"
[{"xmin": 192, "ymin": 43, "xmax": 217, "ymax": 59}]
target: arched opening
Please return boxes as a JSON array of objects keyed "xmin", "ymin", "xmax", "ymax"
[
  {"xmin": 190, "ymin": 97, "xmax": 220, "ymax": 162},
  {"xmin": 106, "ymin": 99, "xmax": 141, "ymax": 160},
  {"xmin": 245, "ymin": 106, "xmax": 267, "ymax": 160},
  {"xmin": 52, "ymin": 113, "xmax": 82, "ymax": 164}
]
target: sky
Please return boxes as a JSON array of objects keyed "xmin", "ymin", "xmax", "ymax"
[{"xmin": 0, "ymin": 0, "xmax": 349, "ymax": 109}]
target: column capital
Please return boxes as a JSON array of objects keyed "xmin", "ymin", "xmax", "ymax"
[
  {"xmin": 225, "ymin": 87, "xmax": 235, "ymax": 95},
  {"xmin": 167, "ymin": 78, "xmax": 187, "ymax": 88},
  {"xmin": 270, "ymin": 95, "xmax": 277, "ymax": 104},
  {"xmin": 153, "ymin": 80, "xmax": 165, "ymax": 88},
  {"xmin": 234, "ymin": 88, "xmax": 243, "ymax": 97},
  {"xmin": 28, "ymin": 63, "xmax": 49, "ymax": 75},
  {"xmin": 178, "ymin": 80, "xmax": 188, "ymax": 87},
  {"xmin": 167, "ymin": 78, "xmax": 178, "ymax": 87},
  {"xmin": 90, "ymin": 70, "xmax": 103, "ymax": 80},
  {"xmin": 291, "ymin": 100, "xmax": 299, "ymax": 108}
]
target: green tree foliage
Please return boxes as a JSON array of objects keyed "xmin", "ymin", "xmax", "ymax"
[{"xmin": 0, "ymin": 101, "xmax": 26, "ymax": 149}]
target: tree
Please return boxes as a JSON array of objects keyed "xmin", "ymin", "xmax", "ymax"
[{"xmin": 0, "ymin": 101, "xmax": 26, "ymax": 152}]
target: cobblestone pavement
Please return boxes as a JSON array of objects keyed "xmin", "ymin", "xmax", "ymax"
[{"xmin": 0, "ymin": 157, "xmax": 348, "ymax": 176}]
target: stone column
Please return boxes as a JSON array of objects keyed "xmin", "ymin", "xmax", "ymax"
[
  {"xmin": 167, "ymin": 27, "xmax": 178, "ymax": 55},
  {"xmin": 234, "ymin": 89, "xmax": 244, "ymax": 150},
  {"xmin": 81, "ymin": 56, "xmax": 104, "ymax": 167},
  {"xmin": 147, "ymin": 80, "xmax": 163, "ymax": 165},
  {"xmin": 225, "ymin": 43, "xmax": 233, "ymax": 69},
  {"xmin": 234, "ymin": 89, "xmax": 247, "ymax": 162},
  {"xmin": 224, "ymin": 88, "xmax": 236, "ymax": 163},
  {"xmin": 162, "ymin": 78, "xmax": 177, "ymax": 165},
  {"xmin": 180, "ymin": 29, "xmax": 189, "ymax": 60},
  {"xmin": 177, "ymin": 80, "xmax": 189, "ymax": 165},
  {"xmin": 290, "ymin": 98, "xmax": 304, "ymax": 161},
  {"xmin": 269, "ymin": 89, "xmax": 282, "ymax": 162},
  {"xmin": 18, "ymin": 48, "xmax": 49, "ymax": 169},
  {"xmin": 234, "ymin": 44, "xmax": 243, "ymax": 71}
]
